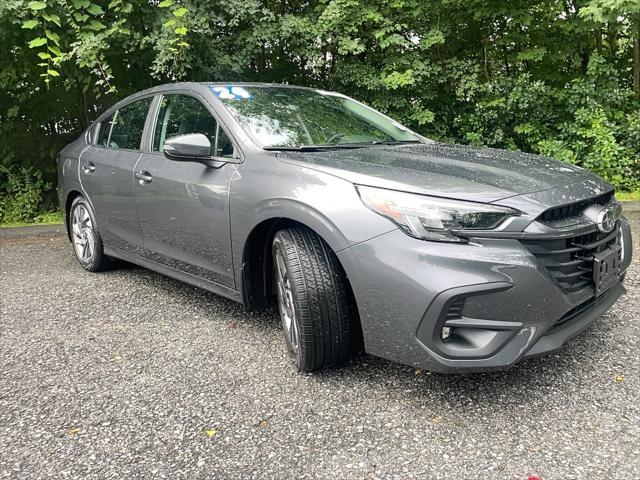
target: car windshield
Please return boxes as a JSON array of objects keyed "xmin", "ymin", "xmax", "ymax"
[{"xmin": 211, "ymin": 85, "xmax": 420, "ymax": 149}]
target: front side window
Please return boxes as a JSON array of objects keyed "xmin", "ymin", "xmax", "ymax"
[
  {"xmin": 211, "ymin": 85, "xmax": 419, "ymax": 148},
  {"xmin": 107, "ymin": 97, "xmax": 152, "ymax": 150},
  {"xmin": 215, "ymin": 126, "xmax": 234, "ymax": 158},
  {"xmin": 152, "ymin": 94, "xmax": 235, "ymax": 158}
]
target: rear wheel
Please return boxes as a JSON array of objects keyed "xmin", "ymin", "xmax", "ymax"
[
  {"xmin": 69, "ymin": 196, "xmax": 110, "ymax": 272},
  {"xmin": 272, "ymin": 226, "xmax": 356, "ymax": 371}
]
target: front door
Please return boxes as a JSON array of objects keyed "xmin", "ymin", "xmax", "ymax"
[
  {"xmin": 134, "ymin": 93, "xmax": 237, "ymax": 288},
  {"xmin": 80, "ymin": 97, "xmax": 153, "ymax": 253}
]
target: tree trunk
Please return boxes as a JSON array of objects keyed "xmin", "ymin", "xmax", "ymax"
[{"xmin": 634, "ymin": 35, "xmax": 639, "ymax": 95}]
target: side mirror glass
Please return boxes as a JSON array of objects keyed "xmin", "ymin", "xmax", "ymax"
[{"xmin": 163, "ymin": 133, "xmax": 212, "ymax": 161}]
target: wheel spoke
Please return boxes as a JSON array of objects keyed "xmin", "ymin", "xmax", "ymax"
[
  {"xmin": 85, "ymin": 228, "xmax": 95, "ymax": 247},
  {"xmin": 85, "ymin": 234, "xmax": 94, "ymax": 258},
  {"xmin": 288, "ymin": 316, "xmax": 297, "ymax": 345},
  {"xmin": 275, "ymin": 252, "xmax": 287, "ymax": 284},
  {"xmin": 274, "ymin": 247, "xmax": 299, "ymax": 354},
  {"xmin": 79, "ymin": 207, "xmax": 88, "ymax": 225},
  {"xmin": 290, "ymin": 311, "xmax": 298, "ymax": 347},
  {"xmin": 73, "ymin": 208, "xmax": 81, "ymax": 227}
]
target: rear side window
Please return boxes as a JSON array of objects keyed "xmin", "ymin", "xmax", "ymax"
[
  {"xmin": 107, "ymin": 97, "xmax": 153, "ymax": 150},
  {"xmin": 152, "ymin": 94, "xmax": 235, "ymax": 158}
]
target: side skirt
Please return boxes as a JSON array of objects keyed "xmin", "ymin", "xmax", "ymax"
[{"xmin": 104, "ymin": 245, "xmax": 243, "ymax": 304}]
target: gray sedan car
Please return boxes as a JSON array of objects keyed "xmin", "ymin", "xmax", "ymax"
[{"xmin": 58, "ymin": 82, "xmax": 633, "ymax": 373}]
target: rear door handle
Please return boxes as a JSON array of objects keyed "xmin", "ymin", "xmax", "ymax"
[
  {"xmin": 135, "ymin": 170, "xmax": 153, "ymax": 184},
  {"xmin": 82, "ymin": 161, "xmax": 95, "ymax": 174}
]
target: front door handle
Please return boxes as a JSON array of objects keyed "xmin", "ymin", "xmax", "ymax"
[
  {"xmin": 82, "ymin": 161, "xmax": 95, "ymax": 174},
  {"xmin": 135, "ymin": 170, "xmax": 153, "ymax": 184}
]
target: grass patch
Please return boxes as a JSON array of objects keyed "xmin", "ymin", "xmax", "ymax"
[
  {"xmin": 1, "ymin": 211, "xmax": 63, "ymax": 228},
  {"xmin": 617, "ymin": 191, "xmax": 640, "ymax": 202}
]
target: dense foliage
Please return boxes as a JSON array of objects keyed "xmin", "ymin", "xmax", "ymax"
[{"xmin": 1, "ymin": 0, "xmax": 639, "ymax": 220}]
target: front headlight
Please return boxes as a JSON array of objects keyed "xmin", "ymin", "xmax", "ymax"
[{"xmin": 356, "ymin": 185, "xmax": 520, "ymax": 243}]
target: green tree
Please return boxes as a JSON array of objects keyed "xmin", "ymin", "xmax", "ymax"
[{"xmin": 1, "ymin": 0, "xmax": 638, "ymax": 220}]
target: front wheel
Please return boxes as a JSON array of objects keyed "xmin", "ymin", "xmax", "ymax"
[
  {"xmin": 69, "ymin": 196, "xmax": 111, "ymax": 272},
  {"xmin": 272, "ymin": 226, "xmax": 356, "ymax": 372}
]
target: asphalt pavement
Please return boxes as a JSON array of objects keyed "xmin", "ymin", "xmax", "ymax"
[{"xmin": 1, "ymin": 214, "xmax": 638, "ymax": 479}]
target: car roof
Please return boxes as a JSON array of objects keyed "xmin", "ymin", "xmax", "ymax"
[
  {"xmin": 199, "ymin": 82, "xmax": 318, "ymax": 90},
  {"xmin": 143, "ymin": 81, "xmax": 320, "ymax": 96},
  {"xmin": 117, "ymin": 81, "xmax": 317, "ymax": 104},
  {"xmin": 96, "ymin": 82, "xmax": 328, "ymax": 121}
]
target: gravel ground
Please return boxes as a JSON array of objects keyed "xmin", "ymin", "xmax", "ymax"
[{"xmin": 1, "ymin": 215, "xmax": 638, "ymax": 480}]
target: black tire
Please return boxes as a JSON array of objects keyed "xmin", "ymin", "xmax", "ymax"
[
  {"xmin": 69, "ymin": 196, "xmax": 111, "ymax": 272},
  {"xmin": 272, "ymin": 226, "xmax": 356, "ymax": 371}
]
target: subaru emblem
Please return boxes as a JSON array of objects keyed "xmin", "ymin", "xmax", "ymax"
[{"xmin": 596, "ymin": 206, "xmax": 616, "ymax": 233}]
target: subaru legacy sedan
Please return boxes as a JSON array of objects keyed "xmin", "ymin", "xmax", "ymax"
[{"xmin": 58, "ymin": 82, "xmax": 633, "ymax": 373}]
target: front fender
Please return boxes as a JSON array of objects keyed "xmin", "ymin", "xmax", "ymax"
[{"xmin": 230, "ymin": 161, "xmax": 396, "ymax": 290}]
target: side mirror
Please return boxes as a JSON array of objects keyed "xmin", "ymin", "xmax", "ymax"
[
  {"xmin": 162, "ymin": 133, "xmax": 241, "ymax": 168},
  {"xmin": 163, "ymin": 133, "xmax": 212, "ymax": 161}
]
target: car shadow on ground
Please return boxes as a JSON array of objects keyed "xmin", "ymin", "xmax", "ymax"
[
  {"xmin": 99, "ymin": 254, "xmax": 620, "ymax": 408},
  {"xmin": 316, "ymin": 320, "xmax": 615, "ymax": 407}
]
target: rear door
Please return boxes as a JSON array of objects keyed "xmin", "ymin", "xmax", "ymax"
[
  {"xmin": 80, "ymin": 97, "xmax": 153, "ymax": 253},
  {"xmin": 133, "ymin": 93, "xmax": 238, "ymax": 288}
]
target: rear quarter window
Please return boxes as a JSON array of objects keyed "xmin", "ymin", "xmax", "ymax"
[{"xmin": 96, "ymin": 113, "xmax": 115, "ymax": 147}]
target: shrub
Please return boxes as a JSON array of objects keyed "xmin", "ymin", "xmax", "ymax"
[{"xmin": 0, "ymin": 165, "xmax": 51, "ymax": 224}]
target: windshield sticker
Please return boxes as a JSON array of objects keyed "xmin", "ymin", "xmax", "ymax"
[{"xmin": 210, "ymin": 85, "xmax": 252, "ymax": 100}]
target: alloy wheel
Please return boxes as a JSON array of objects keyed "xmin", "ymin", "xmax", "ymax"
[{"xmin": 71, "ymin": 203, "xmax": 95, "ymax": 263}]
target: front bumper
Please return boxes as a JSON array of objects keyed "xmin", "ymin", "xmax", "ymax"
[{"xmin": 337, "ymin": 217, "xmax": 632, "ymax": 373}]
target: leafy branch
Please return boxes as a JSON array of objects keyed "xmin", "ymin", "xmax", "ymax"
[
  {"xmin": 158, "ymin": 0, "xmax": 190, "ymax": 71},
  {"xmin": 22, "ymin": 1, "xmax": 62, "ymax": 87}
]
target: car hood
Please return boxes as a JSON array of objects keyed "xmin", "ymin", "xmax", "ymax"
[{"xmin": 278, "ymin": 143, "xmax": 605, "ymax": 204}]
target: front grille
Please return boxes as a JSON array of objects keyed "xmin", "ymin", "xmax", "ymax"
[
  {"xmin": 539, "ymin": 191, "xmax": 613, "ymax": 223},
  {"xmin": 521, "ymin": 225, "xmax": 620, "ymax": 294}
]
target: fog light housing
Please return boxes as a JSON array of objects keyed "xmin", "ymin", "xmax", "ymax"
[{"xmin": 441, "ymin": 326, "xmax": 452, "ymax": 340}]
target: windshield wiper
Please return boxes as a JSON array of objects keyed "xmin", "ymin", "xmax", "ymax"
[
  {"xmin": 369, "ymin": 140, "xmax": 421, "ymax": 145},
  {"xmin": 264, "ymin": 144, "xmax": 371, "ymax": 152},
  {"xmin": 264, "ymin": 140, "xmax": 421, "ymax": 152}
]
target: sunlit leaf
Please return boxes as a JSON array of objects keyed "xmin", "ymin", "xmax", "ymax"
[
  {"xmin": 45, "ymin": 30, "xmax": 60, "ymax": 46},
  {"xmin": 21, "ymin": 20, "xmax": 39, "ymax": 29},
  {"xmin": 173, "ymin": 7, "xmax": 188, "ymax": 17},
  {"xmin": 88, "ymin": 20, "xmax": 106, "ymax": 30},
  {"xmin": 47, "ymin": 44, "xmax": 62, "ymax": 56},
  {"xmin": 27, "ymin": 1, "xmax": 47, "ymax": 10},
  {"xmin": 28, "ymin": 37, "xmax": 47, "ymax": 48}
]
